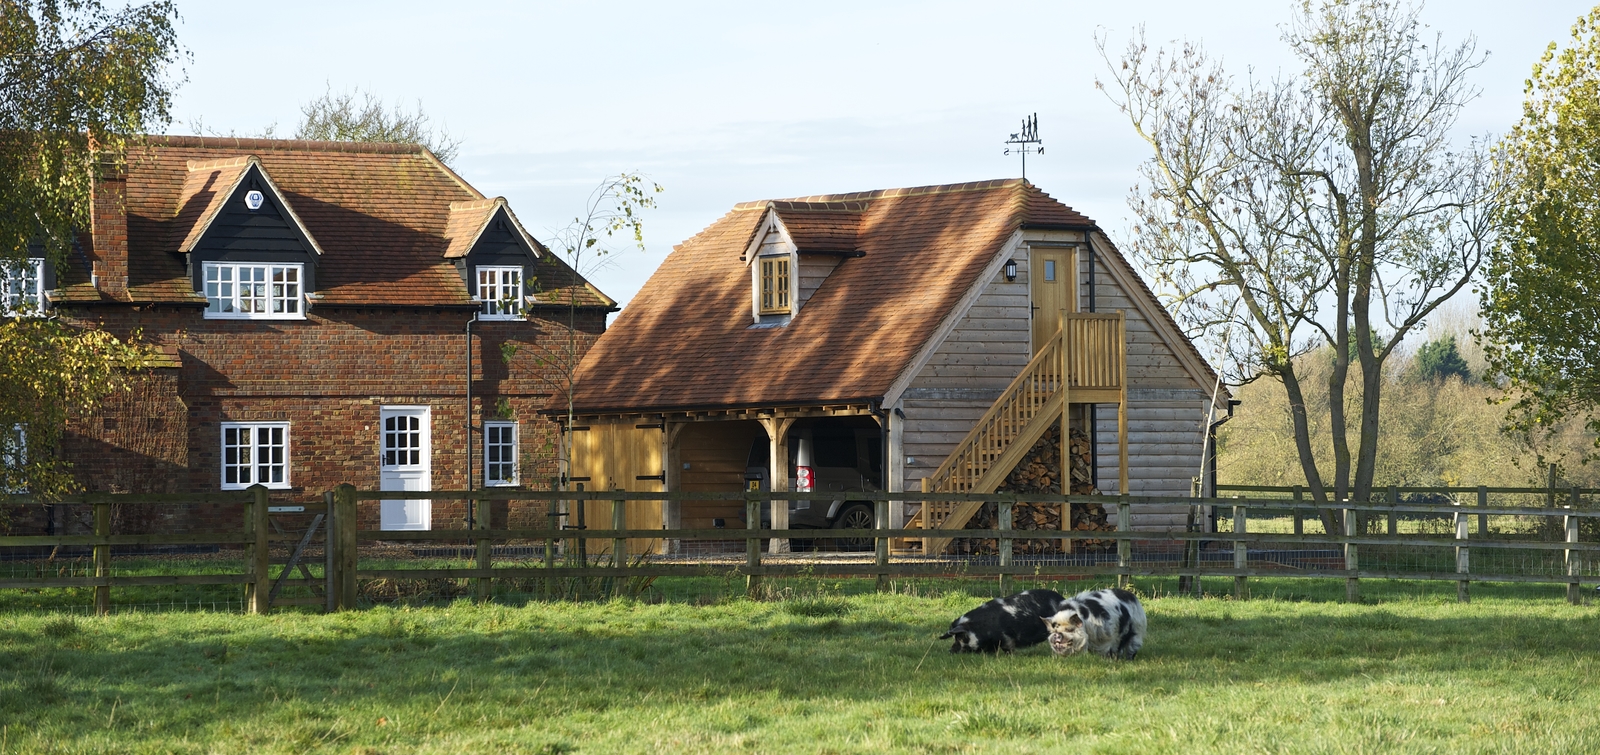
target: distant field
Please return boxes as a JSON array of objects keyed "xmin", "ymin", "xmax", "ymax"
[{"xmin": 2, "ymin": 576, "xmax": 1597, "ymax": 754}]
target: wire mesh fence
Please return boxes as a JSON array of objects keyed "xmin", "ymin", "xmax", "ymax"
[{"xmin": 4, "ymin": 484, "xmax": 1596, "ymax": 613}]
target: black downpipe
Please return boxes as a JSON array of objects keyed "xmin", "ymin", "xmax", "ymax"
[
  {"xmin": 465, "ymin": 312, "xmax": 478, "ymax": 527},
  {"xmin": 1205, "ymin": 400, "xmax": 1241, "ymax": 530}
]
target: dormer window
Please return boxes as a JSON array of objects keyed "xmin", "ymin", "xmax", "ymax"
[
  {"xmin": 1, "ymin": 258, "xmax": 44, "ymax": 316},
  {"xmin": 758, "ymin": 256, "xmax": 791, "ymax": 315},
  {"xmin": 477, "ymin": 266, "xmax": 523, "ymax": 319},
  {"xmin": 203, "ymin": 262, "xmax": 305, "ymax": 319}
]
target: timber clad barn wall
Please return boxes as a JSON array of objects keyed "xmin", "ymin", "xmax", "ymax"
[{"xmin": 11, "ymin": 136, "xmax": 614, "ymax": 535}]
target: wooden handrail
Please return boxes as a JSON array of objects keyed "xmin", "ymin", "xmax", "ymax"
[{"xmin": 914, "ymin": 314, "xmax": 1125, "ymax": 554}]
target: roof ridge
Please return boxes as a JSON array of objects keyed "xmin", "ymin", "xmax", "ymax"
[
  {"xmin": 185, "ymin": 156, "xmax": 254, "ymax": 171},
  {"xmin": 148, "ymin": 134, "xmax": 427, "ymax": 155},
  {"xmin": 730, "ymin": 178, "xmax": 1026, "ymax": 211}
]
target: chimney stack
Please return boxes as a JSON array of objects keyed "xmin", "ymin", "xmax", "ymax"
[{"xmin": 90, "ymin": 162, "xmax": 129, "ymax": 300}]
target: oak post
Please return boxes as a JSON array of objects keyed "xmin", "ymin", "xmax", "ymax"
[
  {"xmin": 1477, "ymin": 485, "xmax": 1489, "ymax": 535},
  {"xmin": 612, "ymin": 492, "xmax": 627, "ymax": 570},
  {"xmin": 1293, "ymin": 485, "xmax": 1304, "ymax": 536},
  {"xmin": 1117, "ymin": 497, "xmax": 1131, "ymax": 590},
  {"xmin": 1344, "ymin": 501, "xmax": 1360, "ymax": 603},
  {"xmin": 1386, "ymin": 485, "xmax": 1399, "ymax": 536},
  {"xmin": 745, "ymin": 496, "xmax": 761, "ymax": 598},
  {"xmin": 1566, "ymin": 488, "xmax": 1581, "ymax": 605},
  {"xmin": 247, "ymin": 485, "xmax": 270, "ymax": 614},
  {"xmin": 332, "ymin": 483, "xmax": 358, "ymax": 611},
  {"xmin": 93, "ymin": 498, "xmax": 111, "ymax": 616},
  {"xmin": 1454, "ymin": 502, "xmax": 1469, "ymax": 603},
  {"xmin": 874, "ymin": 499, "xmax": 889, "ymax": 592},
  {"xmin": 323, "ymin": 491, "xmax": 336, "ymax": 614},
  {"xmin": 998, "ymin": 498, "xmax": 1014, "ymax": 596},
  {"xmin": 474, "ymin": 495, "xmax": 492, "ymax": 602},
  {"xmin": 1232, "ymin": 504, "xmax": 1247, "ymax": 600}
]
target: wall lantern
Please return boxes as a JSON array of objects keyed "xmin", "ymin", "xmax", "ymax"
[{"xmin": 1004, "ymin": 259, "xmax": 1018, "ymax": 282}]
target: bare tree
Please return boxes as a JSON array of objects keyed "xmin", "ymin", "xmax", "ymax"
[
  {"xmin": 294, "ymin": 87, "xmax": 460, "ymax": 164},
  {"xmin": 523, "ymin": 174, "xmax": 661, "ymax": 486},
  {"xmin": 1099, "ymin": 0, "xmax": 1499, "ymax": 516}
]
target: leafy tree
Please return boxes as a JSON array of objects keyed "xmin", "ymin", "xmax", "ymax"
[
  {"xmin": 294, "ymin": 87, "xmax": 460, "ymax": 165},
  {"xmin": 0, "ymin": 0, "xmax": 178, "ymax": 496},
  {"xmin": 1482, "ymin": 6, "xmax": 1600, "ymax": 459},
  {"xmin": 1099, "ymin": 0, "xmax": 1498, "ymax": 517},
  {"xmin": 1, "ymin": 0, "xmax": 181, "ymax": 266},
  {"xmin": 1415, "ymin": 336, "xmax": 1472, "ymax": 383}
]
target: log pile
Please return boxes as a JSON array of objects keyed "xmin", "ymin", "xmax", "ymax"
[{"xmin": 948, "ymin": 424, "xmax": 1115, "ymax": 555}]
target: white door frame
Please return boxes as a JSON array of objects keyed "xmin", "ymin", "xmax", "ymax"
[{"xmin": 379, "ymin": 405, "xmax": 432, "ymax": 531}]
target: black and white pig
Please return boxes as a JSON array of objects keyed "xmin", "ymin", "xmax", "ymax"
[
  {"xmin": 938, "ymin": 589, "xmax": 1068, "ymax": 654},
  {"xmin": 1043, "ymin": 588, "xmax": 1147, "ymax": 660}
]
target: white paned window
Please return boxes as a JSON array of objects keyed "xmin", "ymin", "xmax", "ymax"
[
  {"xmin": 476, "ymin": 266, "xmax": 522, "ymax": 319},
  {"xmin": 1, "ymin": 258, "xmax": 44, "ymax": 316},
  {"xmin": 204, "ymin": 262, "xmax": 304, "ymax": 319},
  {"xmin": 484, "ymin": 421, "xmax": 518, "ymax": 486},
  {"xmin": 383, "ymin": 413, "xmax": 424, "ymax": 468},
  {"xmin": 220, "ymin": 422, "xmax": 290, "ymax": 489}
]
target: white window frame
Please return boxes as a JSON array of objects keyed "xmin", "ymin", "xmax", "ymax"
[
  {"xmin": 203, "ymin": 262, "xmax": 305, "ymax": 320},
  {"xmin": 1, "ymin": 258, "xmax": 45, "ymax": 316},
  {"xmin": 476, "ymin": 266, "xmax": 523, "ymax": 320},
  {"xmin": 220, "ymin": 422, "xmax": 291, "ymax": 490},
  {"xmin": 484, "ymin": 420, "xmax": 519, "ymax": 487}
]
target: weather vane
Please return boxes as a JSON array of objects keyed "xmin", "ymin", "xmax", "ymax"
[{"xmin": 1003, "ymin": 113, "xmax": 1043, "ymax": 181}]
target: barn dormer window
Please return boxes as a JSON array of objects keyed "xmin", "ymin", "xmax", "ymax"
[
  {"xmin": 476, "ymin": 265, "xmax": 523, "ymax": 319},
  {"xmin": 203, "ymin": 262, "xmax": 304, "ymax": 319},
  {"xmin": 1, "ymin": 258, "xmax": 44, "ymax": 316},
  {"xmin": 758, "ymin": 256, "xmax": 790, "ymax": 315}
]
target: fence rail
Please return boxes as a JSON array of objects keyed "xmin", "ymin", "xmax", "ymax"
[{"xmin": 4, "ymin": 483, "xmax": 1595, "ymax": 613}]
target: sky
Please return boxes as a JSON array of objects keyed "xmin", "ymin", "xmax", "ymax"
[{"xmin": 169, "ymin": 0, "xmax": 1594, "ymax": 315}]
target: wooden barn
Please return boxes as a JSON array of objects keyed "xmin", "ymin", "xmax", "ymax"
[{"xmin": 556, "ymin": 179, "xmax": 1226, "ymax": 553}]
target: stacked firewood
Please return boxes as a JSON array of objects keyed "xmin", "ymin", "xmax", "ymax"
[{"xmin": 948, "ymin": 425, "xmax": 1115, "ymax": 555}]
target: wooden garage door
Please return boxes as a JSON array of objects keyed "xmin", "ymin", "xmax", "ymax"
[{"xmin": 569, "ymin": 419, "xmax": 665, "ymax": 554}]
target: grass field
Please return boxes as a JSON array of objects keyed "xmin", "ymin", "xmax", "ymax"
[{"xmin": 2, "ymin": 576, "xmax": 1598, "ymax": 754}]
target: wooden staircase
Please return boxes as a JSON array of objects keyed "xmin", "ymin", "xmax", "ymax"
[{"xmin": 908, "ymin": 312, "xmax": 1127, "ymax": 555}]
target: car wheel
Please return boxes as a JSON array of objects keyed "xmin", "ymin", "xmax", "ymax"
[{"xmin": 831, "ymin": 503, "xmax": 875, "ymax": 552}]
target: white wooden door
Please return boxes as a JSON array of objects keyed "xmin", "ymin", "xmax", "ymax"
[{"xmin": 379, "ymin": 406, "xmax": 431, "ymax": 531}]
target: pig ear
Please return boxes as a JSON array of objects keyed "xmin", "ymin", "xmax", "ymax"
[{"xmin": 1067, "ymin": 614, "xmax": 1083, "ymax": 628}]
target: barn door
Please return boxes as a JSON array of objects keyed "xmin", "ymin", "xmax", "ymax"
[
  {"xmin": 1030, "ymin": 247, "xmax": 1077, "ymax": 354},
  {"xmin": 379, "ymin": 406, "xmax": 431, "ymax": 531}
]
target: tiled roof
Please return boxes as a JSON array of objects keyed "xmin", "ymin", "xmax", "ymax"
[
  {"xmin": 567, "ymin": 179, "xmax": 1103, "ymax": 413},
  {"xmin": 52, "ymin": 135, "xmax": 608, "ymax": 309}
]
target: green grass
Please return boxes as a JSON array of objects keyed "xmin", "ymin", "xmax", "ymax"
[{"xmin": 2, "ymin": 577, "xmax": 1598, "ymax": 754}]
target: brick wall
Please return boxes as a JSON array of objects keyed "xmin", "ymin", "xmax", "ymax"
[{"xmin": 22, "ymin": 302, "xmax": 606, "ymax": 535}]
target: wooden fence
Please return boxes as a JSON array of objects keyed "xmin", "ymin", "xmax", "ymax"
[
  {"xmin": 4, "ymin": 484, "xmax": 1595, "ymax": 613},
  {"xmin": 0, "ymin": 486, "xmax": 328, "ymax": 615}
]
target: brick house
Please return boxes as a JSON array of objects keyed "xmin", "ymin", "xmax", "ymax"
[{"xmin": 8, "ymin": 136, "xmax": 613, "ymax": 534}]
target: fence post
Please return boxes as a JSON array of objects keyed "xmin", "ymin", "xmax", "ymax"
[
  {"xmin": 998, "ymin": 498, "xmax": 1014, "ymax": 596},
  {"xmin": 474, "ymin": 495, "xmax": 492, "ymax": 602},
  {"xmin": 612, "ymin": 492, "xmax": 627, "ymax": 571},
  {"xmin": 1566, "ymin": 488, "xmax": 1581, "ymax": 605},
  {"xmin": 1454, "ymin": 502, "xmax": 1469, "ymax": 603},
  {"xmin": 1387, "ymin": 485, "xmax": 1399, "ymax": 536},
  {"xmin": 1293, "ymin": 485, "xmax": 1304, "ymax": 536},
  {"xmin": 93, "ymin": 497, "xmax": 110, "ymax": 616},
  {"xmin": 323, "ymin": 491, "xmax": 336, "ymax": 614},
  {"xmin": 1233, "ymin": 504, "xmax": 1247, "ymax": 600},
  {"xmin": 1344, "ymin": 500, "xmax": 1360, "ymax": 603},
  {"xmin": 545, "ymin": 478, "xmax": 559, "ymax": 597},
  {"xmin": 1117, "ymin": 497, "xmax": 1131, "ymax": 590},
  {"xmin": 874, "ymin": 498, "xmax": 889, "ymax": 593},
  {"xmin": 746, "ymin": 495, "xmax": 762, "ymax": 599},
  {"xmin": 1477, "ymin": 485, "xmax": 1489, "ymax": 535},
  {"xmin": 332, "ymin": 483, "xmax": 358, "ymax": 611},
  {"xmin": 1547, "ymin": 465, "xmax": 1557, "ymax": 508},
  {"xmin": 244, "ymin": 485, "xmax": 270, "ymax": 614}
]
